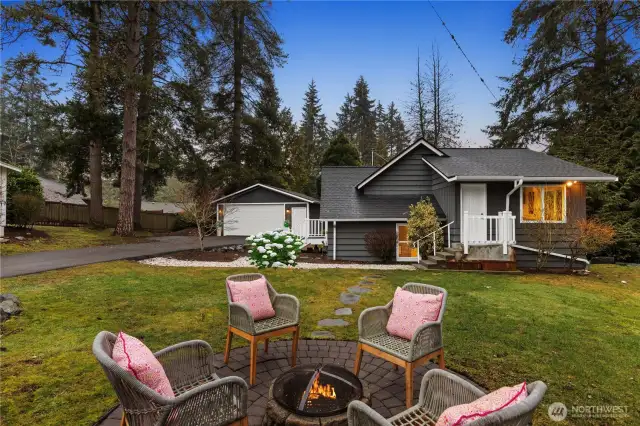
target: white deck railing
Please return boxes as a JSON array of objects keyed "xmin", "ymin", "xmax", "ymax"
[
  {"xmin": 291, "ymin": 219, "xmax": 327, "ymax": 241},
  {"xmin": 413, "ymin": 221, "xmax": 455, "ymax": 263},
  {"xmin": 463, "ymin": 211, "xmax": 516, "ymax": 255}
]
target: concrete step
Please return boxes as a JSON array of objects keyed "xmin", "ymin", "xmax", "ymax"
[
  {"xmin": 427, "ymin": 255, "xmax": 447, "ymax": 263},
  {"xmin": 443, "ymin": 247, "xmax": 463, "ymax": 255},
  {"xmin": 436, "ymin": 251, "xmax": 455, "ymax": 259},
  {"xmin": 418, "ymin": 259, "xmax": 446, "ymax": 270},
  {"xmin": 419, "ymin": 259, "xmax": 438, "ymax": 266}
]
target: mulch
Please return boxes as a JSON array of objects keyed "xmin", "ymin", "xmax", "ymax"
[
  {"xmin": 167, "ymin": 249, "xmax": 245, "ymax": 262},
  {"xmin": 2, "ymin": 227, "xmax": 50, "ymax": 242}
]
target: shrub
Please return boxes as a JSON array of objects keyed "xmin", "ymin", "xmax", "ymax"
[
  {"xmin": 246, "ymin": 229, "xmax": 305, "ymax": 269},
  {"xmin": 364, "ymin": 229, "xmax": 397, "ymax": 262},
  {"xmin": 407, "ymin": 199, "xmax": 443, "ymax": 258},
  {"xmin": 7, "ymin": 168, "xmax": 43, "ymax": 198},
  {"xmin": 566, "ymin": 218, "xmax": 616, "ymax": 269},
  {"xmin": 10, "ymin": 193, "xmax": 44, "ymax": 228}
]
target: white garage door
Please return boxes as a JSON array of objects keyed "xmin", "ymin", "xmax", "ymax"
[{"xmin": 223, "ymin": 204, "xmax": 284, "ymax": 236}]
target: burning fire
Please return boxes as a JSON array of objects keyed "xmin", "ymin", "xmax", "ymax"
[{"xmin": 307, "ymin": 375, "xmax": 337, "ymax": 401}]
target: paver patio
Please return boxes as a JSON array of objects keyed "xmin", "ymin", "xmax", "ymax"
[{"xmin": 96, "ymin": 339, "xmax": 463, "ymax": 426}]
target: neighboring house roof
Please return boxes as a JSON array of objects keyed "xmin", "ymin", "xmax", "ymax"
[
  {"xmin": 39, "ymin": 177, "xmax": 87, "ymax": 205},
  {"xmin": 320, "ymin": 166, "xmax": 445, "ymax": 220},
  {"xmin": 425, "ymin": 148, "xmax": 618, "ymax": 182},
  {"xmin": 140, "ymin": 201, "xmax": 183, "ymax": 214},
  {"xmin": 356, "ymin": 138, "xmax": 445, "ymax": 189},
  {"xmin": 213, "ymin": 183, "xmax": 320, "ymax": 204},
  {"xmin": 0, "ymin": 161, "xmax": 21, "ymax": 172}
]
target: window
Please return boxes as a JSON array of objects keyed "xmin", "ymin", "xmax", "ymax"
[{"xmin": 521, "ymin": 185, "xmax": 566, "ymax": 223}]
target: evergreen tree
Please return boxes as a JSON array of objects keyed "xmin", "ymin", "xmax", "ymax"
[
  {"xmin": 352, "ymin": 76, "xmax": 377, "ymax": 162},
  {"xmin": 373, "ymin": 102, "xmax": 389, "ymax": 165},
  {"xmin": 321, "ymin": 133, "xmax": 362, "ymax": 167},
  {"xmin": 301, "ymin": 79, "xmax": 329, "ymax": 166},
  {"xmin": 386, "ymin": 102, "xmax": 409, "ymax": 156},
  {"xmin": 333, "ymin": 93, "xmax": 356, "ymax": 142}
]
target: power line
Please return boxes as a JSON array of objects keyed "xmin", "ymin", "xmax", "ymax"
[{"xmin": 427, "ymin": 0, "xmax": 499, "ymax": 101}]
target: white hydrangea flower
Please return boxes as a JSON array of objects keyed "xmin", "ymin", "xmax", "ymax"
[
  {"xmin": 269, "ymin": 252, "xmax": 277, "ymax": 257},
  {"xmin": 286, "ymin": 244, "xmax": 293, "ymax": 249},
  {"xmin": 248, "ymin": 249, "xmax": 253, "ymax": 254},
  {"xmin": 263, "ymin": 260, "xmax": 269, "ymax": 265},
  {"xmin": 288, "ymin": 259, "xmax": 294, "ymax": 264},
  {"xmin": 256, "ymin": 232, "xmax": 263, "ymax": 238},
  {"xmin": 247, "ymin": 235, "xmax": 254, "ymax": 241},
  {"xmin": 284, "ymin": 237, "xmax": 293, "ymax": 244},
  {"xmin": 262, "ymin": 255, "xmax": 267, "ymax": 259},
  {"xmin": 257, "ymin": 246, "xmax": 266, "ymax": 253},
  {"xmin": 252, "ymin": 242, "xmax": 257, "ymax": 246},
  {"xmin": 272, "ymin": 261, "xmax": 285, "ymax": 268}
]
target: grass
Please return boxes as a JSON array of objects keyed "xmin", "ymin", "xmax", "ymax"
[
  {"xmin": 1, "ymin": 263, "xmax": 638, "ymax": 425},
  {"xmin": 0, "ymin": 226, "xmax": 152, "ymax": 256}
]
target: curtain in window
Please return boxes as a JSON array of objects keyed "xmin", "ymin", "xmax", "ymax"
[
  {"xmin": 522, "ymin": 187, "xmax": 542, "ymax": 221},
  {"xmin": 544, "ymin": 186, "xmax": 564, "ymax": 221}
]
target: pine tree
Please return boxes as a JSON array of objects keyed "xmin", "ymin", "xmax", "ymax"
[
  {"xmin": 386, "ymin": 102, "xmax": 409, "ymax": 156},
  {"xmin": 333, "ymin": 93, "xmax": 356, "ymax": 142},
  {"xmin": 352, "ymin": 76, "xmax": 377, "ymax": 162},
  {"xmin": 301, "ymin": 79, "xmax": 329, "ymax": 167},
  {"xmin": 373, "ymin": 102, "xmax": 389, "ymax": 165},
  {"xmin": 321, "ymin": 133, "xmax": 362, "ymax": 167}
]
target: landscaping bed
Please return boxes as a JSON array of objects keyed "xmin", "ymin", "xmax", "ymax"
[{"xmin": 1, "ymin": 264, "xmax": 638, "ymax": 425}]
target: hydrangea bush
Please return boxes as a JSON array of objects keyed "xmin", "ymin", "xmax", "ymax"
[{"xmin": 246, "ymin": 229, "xmax": 305, "ymax": 268}]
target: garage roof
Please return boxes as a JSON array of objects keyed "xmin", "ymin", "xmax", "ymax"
[{"xmin": 213, "ymin": 183, "xmax": 319, "ymax": 204}]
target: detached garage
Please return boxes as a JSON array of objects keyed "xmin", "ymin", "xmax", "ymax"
[{"xmin": 214, "ymin": 184, "xmax": 320, "ymax": 237}]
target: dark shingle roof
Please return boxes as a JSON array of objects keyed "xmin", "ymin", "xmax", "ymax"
[
  {"xmin": 258, "ymin": 184, "xmax": 319, "ymax": 203},
  {"xmin": 320, "ymin": 167, "xmax": 445, "ymax": 220},
  {"xmin": 429, "ymin": 148, "xmax": 617, "ymax": 179}
]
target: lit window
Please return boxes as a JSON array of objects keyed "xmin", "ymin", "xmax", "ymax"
[{"xmin": 521, "ymin": 185, "xmax": 565, "ymax": 223}]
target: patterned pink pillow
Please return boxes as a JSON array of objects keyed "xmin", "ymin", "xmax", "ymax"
[
  {"xmin": 112, "ymin": 331, "xmax": 175, "ymax": 398},
  {"xmin": 227, "ymin": 276, "xmax": 276, "ymax": 321},
  {"xmin": 386, "ymin": 287, "xmax": 443, "ymax": 340},
  {"xmin": 435, "ymin": 382, "xmax": 528, "ymax": 426}
]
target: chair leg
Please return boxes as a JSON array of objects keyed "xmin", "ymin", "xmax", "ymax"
[
  {"xmin": 120, "ymin": 412, "xmax": 128, "ymax": 426},
  {"xmin": 224, "ymin": 326, "xmax": 233, "ymax": 364},
  {"xmin": 249, "ymin": 337, "xmax": 258, "ymax": 386},
  {"xmin": 394, "ymin": 364, "xmax": 398, "ymax": 371},
  {"xmin": 438, "ymin": 348, "xmax": 445, "ymax": 369},
  {"xmin": 405, "ymin": 362, "xmax": 414, "ymax": 408},
  {"xmin": 264, "ymin": 338, "xmax": 269, "ymax": 354},
  {"xmin": 353, "ymin": 343, "xmax": 363, "ymax": 376},
  {"xmin": 291, "ymin": 327, "xmax": 299, "ymax": 367}
]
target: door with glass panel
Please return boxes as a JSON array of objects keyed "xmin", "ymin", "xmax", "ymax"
[{"xmin": 396, "ymin": 223, "xmax": 417, "ymax": 261}]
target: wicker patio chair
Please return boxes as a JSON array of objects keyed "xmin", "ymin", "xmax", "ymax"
[
  {"xmin": 348, "ymin": 369, "xmax": 547, "ymax": 426},
  {"xmin": 224, "ymin": 273, "xmax": 300, "ymax": 386},
  {"xmin": 93, "ymin": 331, "xmax": 248, "ymax": 426},
  {"xmin": 354, "ymin": 283, "xmax": 447, "ymax": 408}
]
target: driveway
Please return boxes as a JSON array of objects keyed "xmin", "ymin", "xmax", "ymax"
[{"xmin": 0, "ymin": 236, "xmax": 246, "ymax": 278}]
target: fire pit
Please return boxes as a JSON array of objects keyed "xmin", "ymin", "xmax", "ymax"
[{"xmin": 263, "ymin": 364, "xmax": 370, "ymax": 426}]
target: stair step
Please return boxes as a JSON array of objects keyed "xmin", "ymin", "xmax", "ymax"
[
  {"xmin": 444, "ymin": 247, "xmax": 463, "ymax": 255},
  {"xmin": 427, "ymin": 255, "xmax": 447, "ymax": 263},
  {"xmin": 419, "ymin": 259, "xmax": 437, "ymax": 266},
  {"xmin": 437, "ymin": 251, "xmax": 455, "ymax": 258}
]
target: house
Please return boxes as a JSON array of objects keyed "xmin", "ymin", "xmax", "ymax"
[
  {"xmin": 39, "ymin": 177, "xmax": 87, "ymax": 206},
  {"xmin": 0, "ymin": 161, "xmax": 21, "ymax": 237},
  {"xmin": 214, "ymin": 183, "xmax": 323, "ymax": 244},
  {"xmin": 320, "ymin": 138, "xmax": 617, "ymax": 269}
]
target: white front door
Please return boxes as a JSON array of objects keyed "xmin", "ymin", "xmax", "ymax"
[
  {"xmin": 290, "ymin": 207, "xmax": 307, "ymax": 237},
  {"xmin": 461, "ymin": 184, "xmax": 487, "ymax": 242},
  {"xmin": 223, "ymin": 204, "xmax": 284, "ymax": 236}
]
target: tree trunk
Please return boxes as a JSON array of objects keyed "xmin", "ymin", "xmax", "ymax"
[
  {"xmin": 134, "ymin": 0, "xmax": 159, "ymax": 229},
  {"xmin": 115, "ymin": 1, "xmax": 141, "ymax": 236},
  {"xmin": 231, "ymin": 5, "xmax": 245, "ymax": 165},
  {"xmin": 88, "ymin": 1, "xmax": 104, "ymax": 227}
]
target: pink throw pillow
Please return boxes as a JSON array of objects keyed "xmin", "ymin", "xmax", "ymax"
[
  {"xmin": 227, "ymin": 276, "xmax": 276, "ymax": 321},
  {"xmin": 386, "ymin": 287, "xmax": 443, "ymax": 340},
  {"xmin": 112, "ymin": 331, "xmax": 175, "ymax": 398},
  {"xmin": 435, "ymin": 382, "xmax": 528, "ymax": 426}
]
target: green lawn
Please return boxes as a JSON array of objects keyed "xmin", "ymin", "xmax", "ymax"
[
  {"xmin": 0, "ymin": 226, "xmax": 152, "ymax": 256},
  {"xmin": 1, "ymin": 263, "xmax": 638, "ymax": 425}
]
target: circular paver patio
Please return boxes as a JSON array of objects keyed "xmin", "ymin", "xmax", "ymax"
[{"xmin": 97, "ymin": 339, "xmax": 456, "ymax": 426}]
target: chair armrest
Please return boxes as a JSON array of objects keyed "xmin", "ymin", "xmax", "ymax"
[
  {"xmin": 164, "ymin": 376, "xmax": 249, "ymax": 425},
  {"xmin": 273, "ymin": 294, "xmax": 299, "ymax": 323},
  {"xmin": 358, "ymin": 305, "xmax": 390, "ymax": 339},
  {"xmin": 418, "ymin": 370, "xmax": 485, "ymax": 417},
  {"xmin": 155, "ymin": 340, "xmax": 216, "ymax": 387},
  {"xmin": 409, "ymin": 322, "xmax": 442, "ymax": 360},
  {"xmin": 348, "ymin": 400, "xmax": 392, "ymax": 426},
  {"xmin": 229, "ymin": 302, "xmax": 255, "ymax": 334}
]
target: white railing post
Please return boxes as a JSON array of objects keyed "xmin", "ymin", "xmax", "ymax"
[
  {"xmin": 416, "ymin": 242, "xmax": 420, "ymax": 263},
  {"xmin": 502, "ymin": 211, "xmax": 508, "ymax": 255},
  {"xmin": 447, "ymin": 223, "xmax": 451, "ymax": 248},
  {"xmin": 432, "ymin": 233, "xmax": 436, "ymax": 256},
  {"xmin": 463, "ymin": 211, "xmax": 469, "ymax": 254}
]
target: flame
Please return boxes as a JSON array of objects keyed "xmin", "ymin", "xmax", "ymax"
[{"xmin": 306, "ymin": 375, "xmax": 337, "ymax": 402}]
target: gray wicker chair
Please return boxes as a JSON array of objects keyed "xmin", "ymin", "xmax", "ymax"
[
  {"xmin": 354, "ymin": 283, "xmax": 447, "ymax": 408},
  {"xmin": 93, "ymin": 331, "xmax": 248, "ymax": 426},
  {"xmin": 224, "ymin": 273, "xmax": 300, "ymax": 386},
  {"xmin": 348, "ymin": 369, "xmax": 547, "ymax": 426}
]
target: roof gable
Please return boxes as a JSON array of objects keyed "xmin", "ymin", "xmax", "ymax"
[
  {"xmin": 213, "ymin": 183, "xmax": 319, "ymax": 204},
  {"xmin": 356, "ymin": 138, "xmax": 445, "ymax": 189}
]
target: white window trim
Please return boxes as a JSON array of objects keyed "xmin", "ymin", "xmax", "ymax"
[{"xmin": 519, "ymin": 184, "xmax": 567, "ymax": 224}]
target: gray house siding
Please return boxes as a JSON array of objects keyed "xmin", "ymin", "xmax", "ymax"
[
  {"xmin": 328, "ymin": 221, "xmax": 396, "ymax": 261},
  {"xmin": 227, "ymin": 187, "xmax": 303, "ymax": 204},
  {"xmin": 432, "ymin": 174, "xmax": 458, "ymax": 244},
  {"xmin": 309, "ymin": 203, "xmax": 320, "ymax": 219},
  {"xmin": 363, "ymin": 146, "xmax": 435, "ymax": 196}
]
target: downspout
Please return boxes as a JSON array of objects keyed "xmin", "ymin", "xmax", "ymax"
[
  {"xmin": 505, "ymin": 178, "xmax": 523, "ymax": 212},
  {"xmin": 333, "ymin": 221, "xmax": 337, "ymax": 260}
]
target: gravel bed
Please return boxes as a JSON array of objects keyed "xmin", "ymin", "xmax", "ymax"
[{"xmin": 139, "ymin": 256, "xmax": 415, "ymax": 270}]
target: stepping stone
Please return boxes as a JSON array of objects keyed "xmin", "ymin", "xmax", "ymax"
[
  {"xmin": 367, "ymin": 274, "xmax": 384, "ymax": 279},
  {"xmin": 318, "ymin": 318, "xmax": 350, "ymax": 327},
  {"xmin": 348, "ymin": 286, "xmax": 371, "ymax": 294},
  {"xmin": 340, "ymin": 292, "xmax": 360, "ymax": 305},
  {"xmin": 359, "ymin": 280, "xmax": 375, "ymax": 286},
  {"xmin": 335, "ymin": 308, "xmax": 352, "ymax": 316},
  {"xmin": 311, "ymin": 330, "xmax": 335, "ymax": 339}
]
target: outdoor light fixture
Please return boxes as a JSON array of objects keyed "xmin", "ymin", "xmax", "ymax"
[
  {"xmin": 566, "ymin": 181, "xmax": 573, "ymax": 187},
  {"xmin": 286, "ymin": 209, "xmax": 291, "ymax": 213}
]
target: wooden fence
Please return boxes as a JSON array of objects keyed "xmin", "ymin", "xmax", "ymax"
[{"xmin": 37, "ymin": 201, "xmax": 178, "ymax": 232}]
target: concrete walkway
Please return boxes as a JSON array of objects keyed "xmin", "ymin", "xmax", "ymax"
[{"xmin": 0, "ymin": 235, "xmax": 246, "ymax": 278}]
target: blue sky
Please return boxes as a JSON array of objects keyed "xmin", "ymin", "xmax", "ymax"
[{"xmin": 2, "ymin": 1, "xmax": 522, "ymax": 146}]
